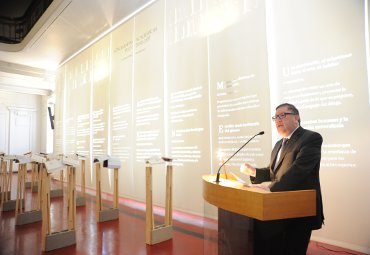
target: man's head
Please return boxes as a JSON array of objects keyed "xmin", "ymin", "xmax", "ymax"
[{"xmin": 273, "ymin": 103, "xmax": 300, "ymax": 137}]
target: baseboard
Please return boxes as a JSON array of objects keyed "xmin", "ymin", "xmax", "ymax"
[{"xmin": 311, "ymin": 235, "xmax": 370, "ymax": 254}]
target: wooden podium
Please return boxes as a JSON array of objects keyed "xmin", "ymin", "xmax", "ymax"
[{"xmin": 202, "ymin": 175, "xmax": 316, "ymax": 255}]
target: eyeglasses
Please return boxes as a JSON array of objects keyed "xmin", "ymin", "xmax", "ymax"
[{"xmin": 272, "ymin": 112, "xmax": 296, "ymax": 121}]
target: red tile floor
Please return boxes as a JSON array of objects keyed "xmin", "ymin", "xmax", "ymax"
[{"xmin": 0, "ymin": 174, "xmax": 367, "ymax": 255}]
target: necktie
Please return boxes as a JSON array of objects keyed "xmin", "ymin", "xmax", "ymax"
[
  {"xmin": 281, "ymin": 138, "xmax": 288, "ymax": 151},
  {"xmin": 274, "ymin": 138, "xmax": 288, "ymax": 171}
]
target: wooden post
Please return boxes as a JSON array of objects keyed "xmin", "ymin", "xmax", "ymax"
[
  {"xmin": 31, "ymin": 163, "xmax": 39, "ymax": 192},
  {"xmin": 37, "ymin": 163, "xmax": 44, "ymax": 211},
  {"xmin": 113, "ymin": 168, "xmax": 118, "ymax": 209},
  {"xmin": 3, "ymin": 160, "xmax": 8, "ymax": 202},
  {"xmin": 0, "ymin": 160, "xmax": 6, "ymax": 209},
  {"xmin": 165, "ymin": 163, "xmax": 173, "ymax": 226},
  {"xmin": 74, "ymin": 157, "xmax": 86, "ymax": 207},
  {"xmin": 81, "ymin": 159, "xmax": 86, "ymax": 198},
  {"xmin": 145, "ymin": 163, "xmax": 154, "ymax": 244},
  {"xmin": 67, "ymin": 166, "xmax": 76, "ymax": 230},
  {"xmin": 95, "ymin": 162, "xmax": 101, "ymax": 222},
  {"xmin": 0, "ymin": 159, "xmax": 13, "ymax": 209},
  {"xmin": 41, "ymin": 170, "xmax": 51, "ymax": 251},
  {"xmin": 60, "ymin": 169, "xmax": 64, "ymax": 191},
  {"xmin": 15, "ymin": 163, "xmax": 26, "ymax": 217},
  {"xmin": 8, "ymin": 159, "xmax": 13, "ymax": 201}
]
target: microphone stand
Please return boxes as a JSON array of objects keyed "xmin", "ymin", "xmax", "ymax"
[{"xmin": 215, "ymin": 131, "xmax": 264, "ymax": 183}]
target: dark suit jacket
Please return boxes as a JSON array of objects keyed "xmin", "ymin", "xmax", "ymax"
[{"xmin": 251, "ymin": 126, "xmax": 324, "ymax": 230}]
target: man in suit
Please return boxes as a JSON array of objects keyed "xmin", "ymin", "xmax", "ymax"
[{"xmin": 241, "ymin": 103, "xmax": 324, "ymax": 255}]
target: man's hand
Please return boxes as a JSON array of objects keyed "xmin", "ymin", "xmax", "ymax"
[{"xmin": 240, "ymin": 163, "xmax": 256, "ymax": 177}]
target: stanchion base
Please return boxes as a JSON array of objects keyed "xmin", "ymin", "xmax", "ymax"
[
  {"xmin": 45, "ymin": 229, "xmax": 76, "ymax": 252},
  {"xmin": 147, "ymin": 225, "xmax": 173, "ymax": 245},
  {"xmin": 76, "ymin": 196, "xmax": 85, "ymax": 207},
  {"xmin": 99, "ymin": 208, "xmax": 119, "ymax": 222},
  {"xmin": 31, "ymin": 185, "xmax": 38, "ymax": 192},
  {"xmin": 0, "ymin": 191, "xmax": 10, "ymax": 200},
  {"xmin": 1, "ymin": 199, "xmax": 23, "ymax": 212},
  {"xmin": 16, "ymin": 210, "xmax": 42, "ymax": 225},
  {"xmin": 50, "ymin": 189, "xmax": 63, "ymax": 198}
]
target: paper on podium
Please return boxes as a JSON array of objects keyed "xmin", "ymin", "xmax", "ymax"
[
  {"xmin": 31, "ymin": 154, "xmax": 47, "ymax": 163},
  {"xmin": 145, "ymin": 156, "xmax": 173, "ymax": 165},
  {"xmin": 44, "ymin": 159, "xmax": 65, "ymax": 173},
  {"xmin": 94, "ymin": 155, "xmax": 110, "ymax": 163},
  {"xmin": 228, "ymin": 172, "xmax": 248, "ymax": 185},
  {"xmin": 75, "ymin": 153, "xmax": 87, "ymax": 159},
  {"xmin": 46, "ymin": 153, "xmax": 62, "ymax": 160},
  {"xmin": 94, "ymin": 155, "xmax": 121, "ymax": 169},
  {"xmin": 103, "ymin": 158, "xmax": 121, "ymax": 169},
  {"xmin": 3, "ymin": 155, "xmax": 17, "ymax": 160},
  {"xmin": 228, "ymin": 172, "xmax": 245, "ymax": 184},
  {"xmin": 63, "ymin": 155, "xmax": 80, "ymax": 167},
  {"xmin": 15, "ymin": 155, "xmax": 32, "ymax": 164}
]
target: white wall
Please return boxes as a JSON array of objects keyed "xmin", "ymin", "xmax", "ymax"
[
  {"xmin": 0, "ymin": 91, "xmax": 43, "ymax": 154},
  {"xmin": 0, "ymin": 103, "xmax": 8, "ymax": 153}
]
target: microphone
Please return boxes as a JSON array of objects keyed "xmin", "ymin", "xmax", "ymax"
[{"xmin": 215, "ymin": 131, "xmax": 264, "ymax": 183}]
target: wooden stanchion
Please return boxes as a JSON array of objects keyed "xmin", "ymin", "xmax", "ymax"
[
  {"xmin": 81, "ymin": 158, "xmax": 86, "ymax": 197},
  {"xmin": 67, "ymin": 165, "xmax": 76, "ymax": 230},
  {"xmin": 32, "ymin": 153, "xmax": 63, "ymax": 198},
  {"xmin": 8, "ymin": 158, "xmax": 13, "ymax": 200},
  {"xmin": 94, "ymin": 155, "xmax": 120, "ymax": 222},
  {"xmin": 95, "ymin": 161, "xmax": 101, "ymax": 221},
  {"xmin": 1, "ymin": 156, "xmax": 19, "ymax": 212},
  {"xmin": 41, "ymin": 166, "xmax": 51, "ymax": 251},
  {"xmin": 76, "ymin": 156, "xmax": 86, "ymax": 206},
  {"xmin": 30, "ymin": 162, "xmax": 39, "ymax": 192},
  {"xmin": 15, "ymin": 163, "xmax": 26, "ymax": 216},
  {"xmin": 14, "ymin": 155, "xmax": 41, "ymax": 225},
  {"xmin": 15, "ymin": 160, "xmax": 25, "ymax": 216},
  {"xmin": 41, "ymin": 157, "xmax": 78, "ymax": 252},
  {"xmin": 145, "ymin": 157, "xmax": 173, "ymax": 245},
  {"xmin": 30, "ymin": 154, "xmax": 48, "ymax": 212},
  {"xmin": 113, "ymin": 166, "xmax": 118, "ymax": 209},
  {"xmin": 0, "ymin": 158, "xmax": 7, "ymax": 210}
]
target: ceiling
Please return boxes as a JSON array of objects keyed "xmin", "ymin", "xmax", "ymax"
[{"xmin": 0, "ymin": 0, "xmax": 153, "ymax": 96}]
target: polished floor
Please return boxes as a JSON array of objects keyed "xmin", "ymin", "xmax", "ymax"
[{"xmin": 0, "ymin": 174, "xmax": 367, "ymax": 255}]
